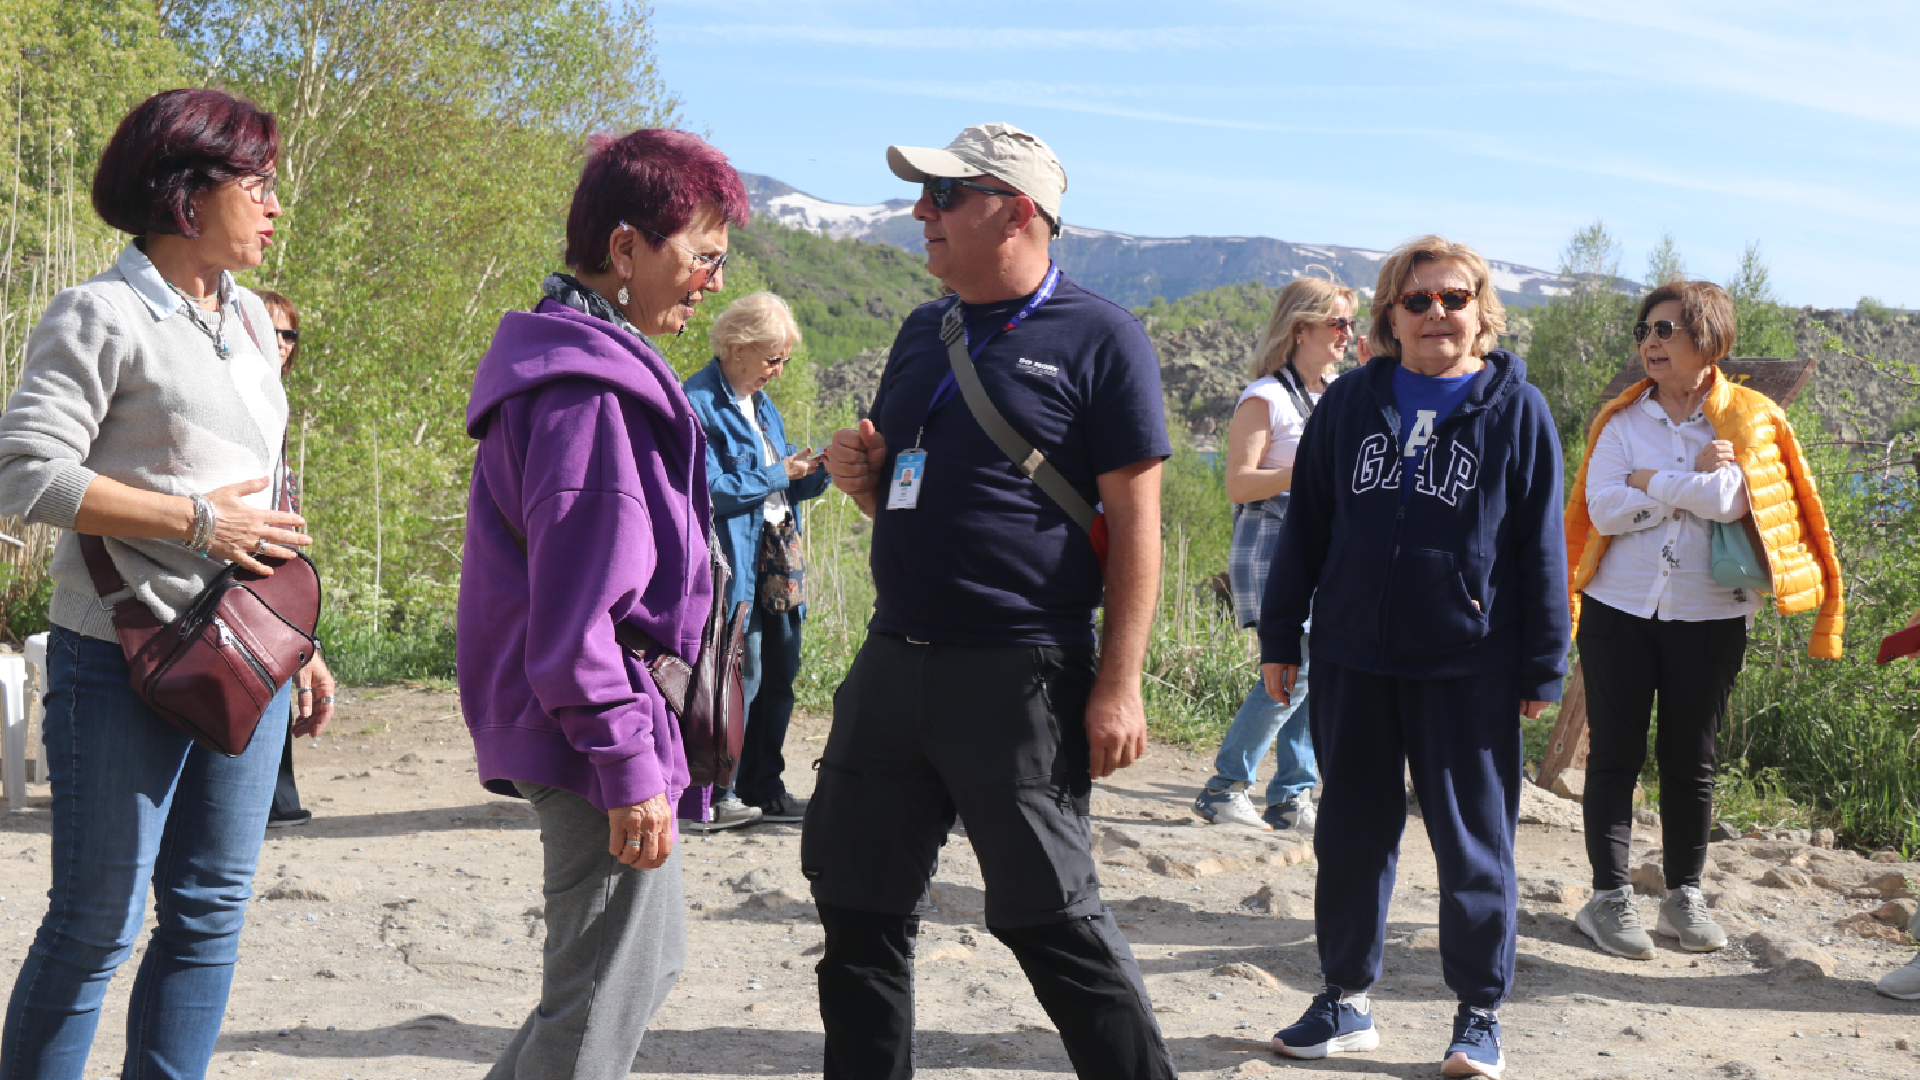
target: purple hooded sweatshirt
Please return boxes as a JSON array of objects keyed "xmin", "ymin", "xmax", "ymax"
[{"xmin": 458, "ymin": 299, "xmax": 711, "ymax": 815}]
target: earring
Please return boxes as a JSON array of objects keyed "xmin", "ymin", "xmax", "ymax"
[{"xmin": 616, "ymin": 285, "xmax": 630, "ymax": 306}]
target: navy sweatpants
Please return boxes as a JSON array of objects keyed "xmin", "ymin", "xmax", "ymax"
[{"xmin": 1309, "ymin": 659, "xmax": 1522, "ymax": 1009}]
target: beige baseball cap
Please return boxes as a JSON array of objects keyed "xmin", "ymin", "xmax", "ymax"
[{"xmin": 887, "ymin": 123, "xmax": 1068, "ymax": 224}]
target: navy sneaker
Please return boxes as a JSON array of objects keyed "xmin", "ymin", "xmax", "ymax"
[
  {"xmin": 1442, "ymin": 1004, "xmax": 1505, "ymax": 1078},
  {"xmin": 1271, "ymin": 986, "xmax": 1379, "ymax": 1059}
]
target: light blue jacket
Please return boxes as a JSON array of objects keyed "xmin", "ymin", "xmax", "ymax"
[{"xmin": 683, "ymin": 359, "xmax": 831, "ymax": 614}]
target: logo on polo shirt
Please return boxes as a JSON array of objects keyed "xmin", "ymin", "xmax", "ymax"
[{"xmin": 1015, "ymin": 357, "xmax": 1059, "ymax": 378}]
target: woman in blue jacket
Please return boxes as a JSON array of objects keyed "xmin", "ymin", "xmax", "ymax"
[
  {"xmin": 685, "ymin": 291, "xmax": 831, "ymax": 828},
  {"xmin": 1256, "ymin": 236, "xmax": 1570, "ymax": 1079}
]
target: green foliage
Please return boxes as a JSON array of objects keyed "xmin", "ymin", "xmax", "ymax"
[
  {"xmin": 1855, "ymin": 296, "xmax": 1895, "ymax": 322},
  {"xmin": 1524, "ymin": 221, "xmax": 1634, "ymax": 472},
  {"xmin": 1717, "ymin": 399, "xmax": 1920, "ymax": 851},
  {"xmin": 1725, "ymin": 242, "xmax": 1796, "ymax": 360},
  {"xmin": 1644, "ymin": 231, "xmax": 1686, "ymax": 288},
  {"xmin": 1132, "ymin": 282, "xmax": 1276, "ymax": 336},
  {"xmin": 728, "ymin": 219, "xmax": 939, "ymax": 367},
  {"xmin": 317, "ymin": 610, "xmax": 456, "ymax": 686}
]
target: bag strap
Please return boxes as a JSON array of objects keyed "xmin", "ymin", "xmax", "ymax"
[{"xmin": 938, "ymin": 303, "xmax": 1097, "ymax": 533}]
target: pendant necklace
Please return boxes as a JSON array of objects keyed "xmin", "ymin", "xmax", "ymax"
[{"xmin": 167, "ymin": 279, "xmax": 231, "ymax": 359}]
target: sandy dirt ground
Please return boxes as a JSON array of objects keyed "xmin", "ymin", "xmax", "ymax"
[{"xmin": 2, "ymin": 684, "xmax": 1917, "ymax": 1080}]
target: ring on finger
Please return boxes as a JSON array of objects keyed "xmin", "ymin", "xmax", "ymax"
[
  {"xmin": 297, "ymin": 687, "xmax": 313, "ymax": 696},
  {"xmin": 319, "ymin": 695, "xmax": 336, "ymax": 705},
  {"xmin": 254, "ymin": 538, "xmax": 270, "ymax": 555},
  {"xmin": 623, "ymin": 838, "xmax": 644, "ymax": 847}
]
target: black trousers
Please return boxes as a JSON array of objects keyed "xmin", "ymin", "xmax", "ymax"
[
  {"xmin": 1577, "ymin": 596, "xmax": 1747, "ymax": 892},
  {"xmin": 801, "ymin": 633, "xmax": 1175, "ymax": 1080},
  {"xmin": 735, "ymin": 605, "xmax": 801, "ymax": 806},
  {"xmin": 270, "ymin": 724, "xmax": 302, "ymax": 818}
]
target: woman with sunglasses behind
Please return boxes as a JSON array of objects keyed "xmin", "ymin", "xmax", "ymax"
[
  {"xmin": 1191, "ymin": 276, "xmax": 1356, "ymax": 833},
  {"xmin": 257, "ymin": 290, "xmax": 316, "ymax": 829},
  {"xmin": 1254, "ymin": 236, "xmax": 1568, "ymax": 1078},
  {"xmin": 681, "ymin": 291, "xmax": 830, "ymax": 831},
  {"xmin": 0, "ymin": 88, "xmax": 336, "ymax": 1080},
  {"xmin": 458, "ymin": 128, "xmax": 745, "ymax": 1080},
  {"xmin": 1564, "ymin": 279, "xmax": 1842, "ymax": 964}
]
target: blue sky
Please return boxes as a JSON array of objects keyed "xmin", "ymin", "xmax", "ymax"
[{"xmin": 651, "ymin": 1, "xmax": 1918, "ymax": 308}]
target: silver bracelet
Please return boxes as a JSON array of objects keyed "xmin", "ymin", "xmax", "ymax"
[{"xmin": 188, "ymin": 493, "xmax": 216, "ymax": 555}]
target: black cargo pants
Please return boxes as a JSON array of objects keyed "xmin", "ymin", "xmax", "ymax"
[{"xmin": 801, "ymin": 632, "xmax": 1177, "ymax": 1080}]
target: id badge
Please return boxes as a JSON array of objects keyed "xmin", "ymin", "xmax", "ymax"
[{"xmin": 886, "ymin": 449, "xmax": 928, "ymax": 510}]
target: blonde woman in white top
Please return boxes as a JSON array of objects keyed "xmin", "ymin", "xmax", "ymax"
[{"xmin": 1193, "ymin": 276, "xmax": 1358, "ymax": 831}]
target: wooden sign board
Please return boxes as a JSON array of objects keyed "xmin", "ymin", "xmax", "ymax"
[{"xmin": 1536, "ymin": 356, "xmax": 1815, "ymax": 793}]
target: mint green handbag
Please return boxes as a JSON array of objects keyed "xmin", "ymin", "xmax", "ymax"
[{"xmin": 1711, "ymin": 518, "xmax": 1771, "ymax": 591}]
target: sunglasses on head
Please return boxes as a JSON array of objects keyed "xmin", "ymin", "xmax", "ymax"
[
  {"xmin": 275, "ymin": 328, "xmax": 300, "ymax": 343},
  {"xmin": 1633, "ymin": 320, "xmax": 1681, "ymax": 344},
  {"xmin": 922, "ymin": 176, "xmax": 1022, "ymax": 210},
  {"xmin": 1397, "ymin": 288, "xmax": 1476, "ymax": 314}
]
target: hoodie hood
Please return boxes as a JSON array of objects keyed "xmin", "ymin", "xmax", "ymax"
[
  {"xmin": 467, "ymin": 298, "xmax": 694, "ymax": 438},
  {"xmin": 1362, "ymin": 348, "xmax": 1527, "ymax": 431}
]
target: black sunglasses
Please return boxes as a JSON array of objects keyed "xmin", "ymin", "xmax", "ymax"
[
  {"xmin": 1397, "ymin": 288, "xmax": 1476, "ymax": 314},
  {"xmin": 922, "ymin": 176, "xmax": 1022, "ymax": 210},
  {"xmin": 1326, "ymin": 316, "xmax": 1357, "ymax": 333},
  {"xmin": 275, "ymin": 328, "xmax": 300, "ymax": 343},
  {"xmin": 1632, "ymin": 320, "xmax": 1680, "ymax": 344}
]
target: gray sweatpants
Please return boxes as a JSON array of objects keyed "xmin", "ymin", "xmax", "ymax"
[{"xmin": 489, "ymin": 782, "xmax": 687, "ymax": 1080}]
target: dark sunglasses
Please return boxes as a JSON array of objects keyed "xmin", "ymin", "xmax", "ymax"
[
  {"xmin": 923, "ymin": 176, "xmax": 1021, "ymax": 210},
  {"xmin": 275, "ymin": 328, "xmax": 300, "ymax": 343},
  {"xmin": 1397, "ymin": 288, "xmax": 1477, "ymax": 314},
  {"xmin": 1326, "ymin": 316, "xmax": 1357, "ymax": 333},
  {"xmin": 1632, "ymin": 320, "xmax": 1680, "ymax": 344}
]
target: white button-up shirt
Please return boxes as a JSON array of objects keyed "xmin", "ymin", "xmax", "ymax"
[{"xmin": 1581, "ymin": 389, "xmax": 1759, "ymax": 623}]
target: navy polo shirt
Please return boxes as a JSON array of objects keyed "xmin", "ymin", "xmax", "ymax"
[{"xmin": 866, "ymin": 275, "xmax": 1170, "ymax": 647}]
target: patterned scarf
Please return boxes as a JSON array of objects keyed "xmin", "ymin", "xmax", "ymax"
[{"xmin": 539, "ymin": 272, "xmax": 659, "ymax": 352}]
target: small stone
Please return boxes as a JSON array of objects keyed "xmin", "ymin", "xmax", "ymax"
[
  {"xmin": 1870, "ymin": 850, "xmax": 1902, "ymax": 863},
  {"xmin": 1813, "ymin": 828, "xmax": 1836, "ymax": 849},
  {"xmin": 1709, "ymin": 821, "xmax": 1740, "ymax": 842},
  {"xmin": 1406, "ymin": 927, "xmax": 1442, "ymax": 950},
  {"xmin": 1759, "ymin": 866, "xmax": 1811, "ymax": 889},
  {"xmin": 1745, "ymin": 930, "xmax": 1836, "ymax": 980},
  {"xmin": 1240, "ymin": 883, "xmax": 1299, "ymax": 917},
  {"xmin": 1630, "ymin": 863, "xmax": 1668, "ymax": 897},
  {"xmin": 1227, "ymin": 1058, "xmax": 1275, "ymax": 1076},
  {"xmin": 1550, "ymin": 768, "xmax": 1586, "ymax": 802},
  {"xmin": 1211, "ymin": 962, "xmax": 1282, "ymax": 991},
  {"xmin": 1621, "ymin": 1024, "xmax": 1653, "ymax": 1041},
  {"xmin": 1837, "ymin": 912, "xmax": 1909, "ymax": 942},
  {"xmin": 1873, "ymin": 898, "xmax": 1918, "ymax": 929},
  {"xmin": 743, "ymin": 888, "xmax": 814, "ymax": 915},
  {"xmin": 1520, "ymin": 876, "xmax": 1587, "ymax": 905},
  {"xmin": 1893, "ymin": 1036, "xmax": 1909, "ymax": 1051},
  {"xmin": 1633, "ymin": 807, "xmax": 1661, "ymax": 827},
  {"xmin": 1866, "ymin": 872, "xmax": 1915, "ymax": 899},
  {"xmin": 927, "ymin": 881, "xmax": 985, "ymax": 919}
]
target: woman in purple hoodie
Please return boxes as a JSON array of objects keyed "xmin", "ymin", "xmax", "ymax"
[{"xmin": 458, "ymin": 129, "xmax": 747, "ymax": 1080}]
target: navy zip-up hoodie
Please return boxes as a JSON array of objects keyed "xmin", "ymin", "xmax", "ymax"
[{"xmin": 1258, "ymin": 349, "xmax": 1571, "ymax": 701}]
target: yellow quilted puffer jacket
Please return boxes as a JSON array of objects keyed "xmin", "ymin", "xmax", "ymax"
[{"xmin": 1565, "ymin": 367, "xmax": 1845, "ymax": 659}]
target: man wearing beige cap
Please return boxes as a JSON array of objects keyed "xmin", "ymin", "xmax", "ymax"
[{"xmin": 803, "ymin": 123, "xmax": 1177, "ymax": 1079}]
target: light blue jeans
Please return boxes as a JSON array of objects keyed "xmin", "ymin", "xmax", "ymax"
[
  {"xmin": 1207, "ymin": 635, "xmax": 1317, "ymax": 807},
  {"xmin": 2, "ymin": 626, "xmax": 291, "ymax": 1080}
]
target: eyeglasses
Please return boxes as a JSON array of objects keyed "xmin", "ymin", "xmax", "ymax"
[
  {"xmin": 759, "ymin": 353, "xmax": 789, "ymax": 366},
  {"xmin": 1397, "ymin": 289, "xmax": 1476, "ymax": 314},
  {"xmin": 922, "ymin": 176, "xmax": 1022, "ymax": 210},
  {"xmin": 1633, "ymin": 320, "xmax": 1680, "ymax": 344},
  {"xmin": 1326, "ymin": 316, "xmax": 1357, "ymax": 333},
  {"xmin": 239, "ymin": 172, "xmax": 279, "ymax": 205},
  {"xmin": 621, "ymin": 221, "xmax": 729, "ymax": 280},
  {"xmin": 275, "ymin": 328, "xmax": 300, "ymax": 343}
]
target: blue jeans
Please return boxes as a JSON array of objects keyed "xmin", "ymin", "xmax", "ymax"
[
  {"xmin": 1208, "ymin": 635, "xmax": 1317, "ymax": 806},
  {"xmin": 2, "ymin": 627, "xmax": 291, "ymax": 1080},
  {"xmin": 731, "ymin": 604, "xmax": 802, "ymax": 806}
]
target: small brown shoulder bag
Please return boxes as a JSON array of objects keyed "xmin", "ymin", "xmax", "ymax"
[{"xmin": 80, "ymin": 534, "xmax": 322, "ymax": 757}]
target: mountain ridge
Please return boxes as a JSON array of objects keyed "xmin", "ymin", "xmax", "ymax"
[{"xmin": 741, "ymin": 172, "xmax": 1632, "ymax": 309}]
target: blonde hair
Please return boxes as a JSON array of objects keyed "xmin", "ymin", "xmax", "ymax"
[
  {"xmin": 1366, "ymin": 234, "xmax": 1507, "ymax": 360},
  {"xmin": 709, "ymin": 290, "xmax": 800, "ymax": 357},
  {"xmin": 1249, "ymin": 276, "xmax": 1357, "ymax": 379}
]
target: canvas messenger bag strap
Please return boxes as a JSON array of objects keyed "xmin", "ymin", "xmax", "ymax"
[{"xmin": 937, "ymin": 301, "xmax": 1097, "ymax": 533}]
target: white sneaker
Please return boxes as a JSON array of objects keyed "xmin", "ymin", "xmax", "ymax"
[
  {"xmin": 1266, "ymin": 793, "xmax": 1316, "ymax": 833},
  {"xmin": 1193, "ymin": 783, "xmax": 1270, "ymax": 829},
  {"xmin": 1878, "ymin": 953, "xmax": 1920, "ymax": 1000}
]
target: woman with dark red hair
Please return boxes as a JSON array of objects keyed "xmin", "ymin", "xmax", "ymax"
[
  {"xmin": 458, "ymin": 128, "xmax": 746, "ymax": 1079},
  {"xmin": 0, "ymin": 88, "xmax": 335, "ymax": 1080}
]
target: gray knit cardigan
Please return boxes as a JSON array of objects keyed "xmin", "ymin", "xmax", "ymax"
[{"xmin": 0, "ymin": 242, "xmax": 288, "ymax": 642}]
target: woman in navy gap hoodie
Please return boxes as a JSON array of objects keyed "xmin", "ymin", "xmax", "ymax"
[{"xmin": 1255, "ymin": 236, "xmax": 1570, "ymax": 1080}]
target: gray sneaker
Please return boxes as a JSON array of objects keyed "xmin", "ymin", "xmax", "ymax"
[
  {"xmin": 1877, "ymin": 953, "xmax": 1920, "ymax": 1000},
  {"xmin": 1575, "ymin": 887, "xmax": 1656, "ymax": 960},
  {"xmin": 1265, "ymin": 793, "xmax": 1317, "ymax": 833},
  {"xmin": 1193, "ymin": 783, "xmax": 1270, "ymax": 829},
  {"xmin": 683, "ymin": 796, "xmax": 763, "ymax": 834},
  {"xmin": 1655, "ymin": 885, "xmax": 1727, "ymax": 952}
]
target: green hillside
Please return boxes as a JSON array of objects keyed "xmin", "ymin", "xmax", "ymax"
[
  {"xmin": 1132, "ymin": 281, "xmax": 1277, "ymax": 336},
  {"xmin": 730, "ymin": 218, "xmax": 940, "ymax": 364}
]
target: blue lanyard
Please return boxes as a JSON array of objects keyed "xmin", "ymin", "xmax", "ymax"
[{"xmin": 918, "ymin": 263, "xmax": 1061, "ymax": 435}]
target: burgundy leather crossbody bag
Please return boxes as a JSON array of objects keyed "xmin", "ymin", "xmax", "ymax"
[{"xmin": 80, "ymin": 534, "xmax": 322, "ymax": 757}]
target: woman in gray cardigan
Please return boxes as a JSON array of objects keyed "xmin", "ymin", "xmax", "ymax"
[{"xmin": 0, "ymin": 89, "xmax": 336, "ymax": 1080}]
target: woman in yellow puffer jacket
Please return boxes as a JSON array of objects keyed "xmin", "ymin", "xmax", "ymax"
[{"xmin": 1561, "ymin": 279, "xmax": 1843, "ymax": 965}]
